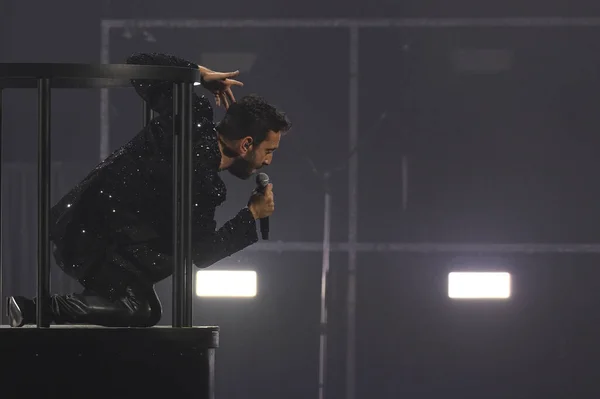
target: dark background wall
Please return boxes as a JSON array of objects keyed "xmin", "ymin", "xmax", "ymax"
[{"xmin": 2, "ymin": 1, "xmax": 600, "ymax": 398}]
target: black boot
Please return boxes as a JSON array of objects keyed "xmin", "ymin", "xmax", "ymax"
[{"xmin": 6, "ymin": 296, "xmax": 36, "ymax": 327}]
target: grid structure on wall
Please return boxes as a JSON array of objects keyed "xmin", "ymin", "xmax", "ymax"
[
  {"xmin": 99, "ymin": 17, "xmax": 600, "ymax": 399},
  {"xmin": 100, "ymin": 16, "xmax": 600, "ymax": 255}
]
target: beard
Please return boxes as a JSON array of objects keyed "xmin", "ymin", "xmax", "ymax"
[{"xmin": 227, "ymin": 154, "xmax": 256, "ymax": 180}]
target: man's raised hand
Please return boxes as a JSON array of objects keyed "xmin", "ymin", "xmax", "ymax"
[{"xmin": 199, "ymin": 66, "xmax": 244, "ymax": 109}]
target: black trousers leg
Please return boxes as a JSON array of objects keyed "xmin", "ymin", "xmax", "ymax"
[
  {"xmin": 43, "ymin": 284, "xmax": 162, "ymax": 327},
  {"xmin": 37, "ymin": 247, "xmax": 164, "ymax": 327}
]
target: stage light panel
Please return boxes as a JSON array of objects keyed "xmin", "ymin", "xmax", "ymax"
[
  {"xmin": 195, "ymin": 270, "xmax": 257, "ymax": 297},
  {"xmin": 448, "ymin": 272, "xmax": 511, "ymax": 299}
]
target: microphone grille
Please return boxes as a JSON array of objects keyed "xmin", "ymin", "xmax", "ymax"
[{"xmin": 256, "ymin": 172, "xmax": 270, "ymax": 187}]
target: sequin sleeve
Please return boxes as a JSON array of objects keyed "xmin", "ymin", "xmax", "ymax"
[
  {"xmin": 126, "ymin": 52, "xmax": 210, "ymax": 117},
  {"xmin": 192, "ymin": 207, "xmax": 259, "ymax": 269}
]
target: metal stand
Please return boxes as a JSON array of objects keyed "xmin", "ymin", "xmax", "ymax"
[{"xmin": 0, "ymin": 62, "xmax": 201, "ymax": 328}]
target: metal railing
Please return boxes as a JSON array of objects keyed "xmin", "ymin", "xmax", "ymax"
[{"xmin": 0, "ymin": 62, "xmax": 200, "ymax": 327}]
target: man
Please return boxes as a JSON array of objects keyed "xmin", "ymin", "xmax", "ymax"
[{"xmin": 6, "ymin": 52, "xmax": 291, "ymax": 327}]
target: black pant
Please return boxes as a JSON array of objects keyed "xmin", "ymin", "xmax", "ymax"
[
  {"xmin": 46, "ymin": 246, "xmax": 163, "ymax": 327},
  {"xmin": 45, "ymin": 284, "xmax": 162, "ymax": 327}
]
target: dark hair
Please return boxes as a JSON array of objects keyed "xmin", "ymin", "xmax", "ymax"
[{"xmin": 217, "ymin": 94, "xmax": 291, "ymax": 145}]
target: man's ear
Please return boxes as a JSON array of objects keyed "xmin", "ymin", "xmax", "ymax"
[{"xmin": 241, "ymin": 137, "xmax": 253, "ymax": 154}]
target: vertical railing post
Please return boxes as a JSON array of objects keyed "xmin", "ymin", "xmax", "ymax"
[
  {"xmin": 0, "ymin": 89, "xmax": 3, "ymax": 325},
  {"xmin": 180, "ymin": 82, "xmax": 193, "ymax": 327},
  {"xmin": 172, "ymin": 80, "xmax": 194, "ymax": 327},
  {"xmin": 37, "ymin": 78, "xmax": 51, "ymax": 328},
  {"xmin": 172, "ymin": 83, "xmax": 182, "ymax": 327}
]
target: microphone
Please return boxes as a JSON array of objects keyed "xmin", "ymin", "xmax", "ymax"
[{"xmin": 255, "ymin": 173, "xmax": 270, "ymax": 240}]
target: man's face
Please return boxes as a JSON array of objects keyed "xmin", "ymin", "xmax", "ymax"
[{"xmin": 227, "ymin": 130, "xmax": 281, "ymax": 180}]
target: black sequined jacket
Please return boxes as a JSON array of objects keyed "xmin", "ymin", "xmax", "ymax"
[{"xmin": 50, "ymin": 52, "xmax": 258, "ymax": 284}]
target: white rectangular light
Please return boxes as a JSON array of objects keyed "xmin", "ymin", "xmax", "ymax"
[
  {"xmin": 195, "ymin": 270, "xmax": 257, "ymax": 298},
  {"xmin": 448, "ymin": 272, "xmax": 511, "ymax": 299}
]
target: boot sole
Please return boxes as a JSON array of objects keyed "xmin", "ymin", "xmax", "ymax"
[{"xmin": 7, "ymin": 297, "xmax": 25, "ymax": 328}]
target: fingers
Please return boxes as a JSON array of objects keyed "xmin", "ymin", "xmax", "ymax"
[
  {"xmin": 215, "ymin": 92, "xmax": 228, "ymax": 109},
  {"xmin": 215, "ymin": 92, "xmax": 234, "ymax": 109},
  {"xmin": 204, "ymin": 71, "xmax": 240, "ymax": 81},
  {"xmin": 221, "ymin": 92, "xmax": 230, "ymax": 109},
  {"xmin": 226, "ymin": 79, "xmax": 244, "ymax": 87},
  {"xmin": 208, "ymin": 72, "xmax": 242, "ymax": 108},
  {"xmin": 226, "ymin": 88, "xmax": 236, "ymax": 103},
  {"xmin": 264, "ymin": 185, "xmax": 275, "ymax": 212}
]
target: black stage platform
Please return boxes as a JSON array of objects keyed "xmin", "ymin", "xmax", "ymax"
[{"xmin": 0, "ymin": 325, "xmax": 219, "ymax": 398}]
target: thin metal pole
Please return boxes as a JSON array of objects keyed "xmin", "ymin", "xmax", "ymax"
[
  {"xmin": 318, "ymin": 187, "xmax": 332, "ymax": 399},
  {"xmin": 178, "ymin": 84, "xmax": 187, "ymax": 325},
  {"xmin": 99, "ymin": 21, "xmax": 111, "ymax": 161},
  {"xmin": 401, "ymin": 155, "xmax": 408, "ymax": 211},
  {"xmin": 103, "ymin": 17, "xmax": 600, "ymax": 29},
  {"xmin": 180, "ymin": 82, "xmax": 194, "ymax": 327},
  {"xmin": 172, "ymin": 81, "xmax": 193, "ymax": 327},
  {"xmin": 239, "ymin": 241, "xmax": 600, "ymax": 254},
  {"xmin": 0, "ymin": 89, "xmax": 3, "ymax": 326},
  {"xmin": 37, "ymin": 78, "xmax": 51, "ymax": 328},
  {"xmin": 172, "ymin": 83, "xmax": 183, "ymax": 327},
  {"xmin": 346, "ymin": 26, "xmax": 359, "ymax": 399}
]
